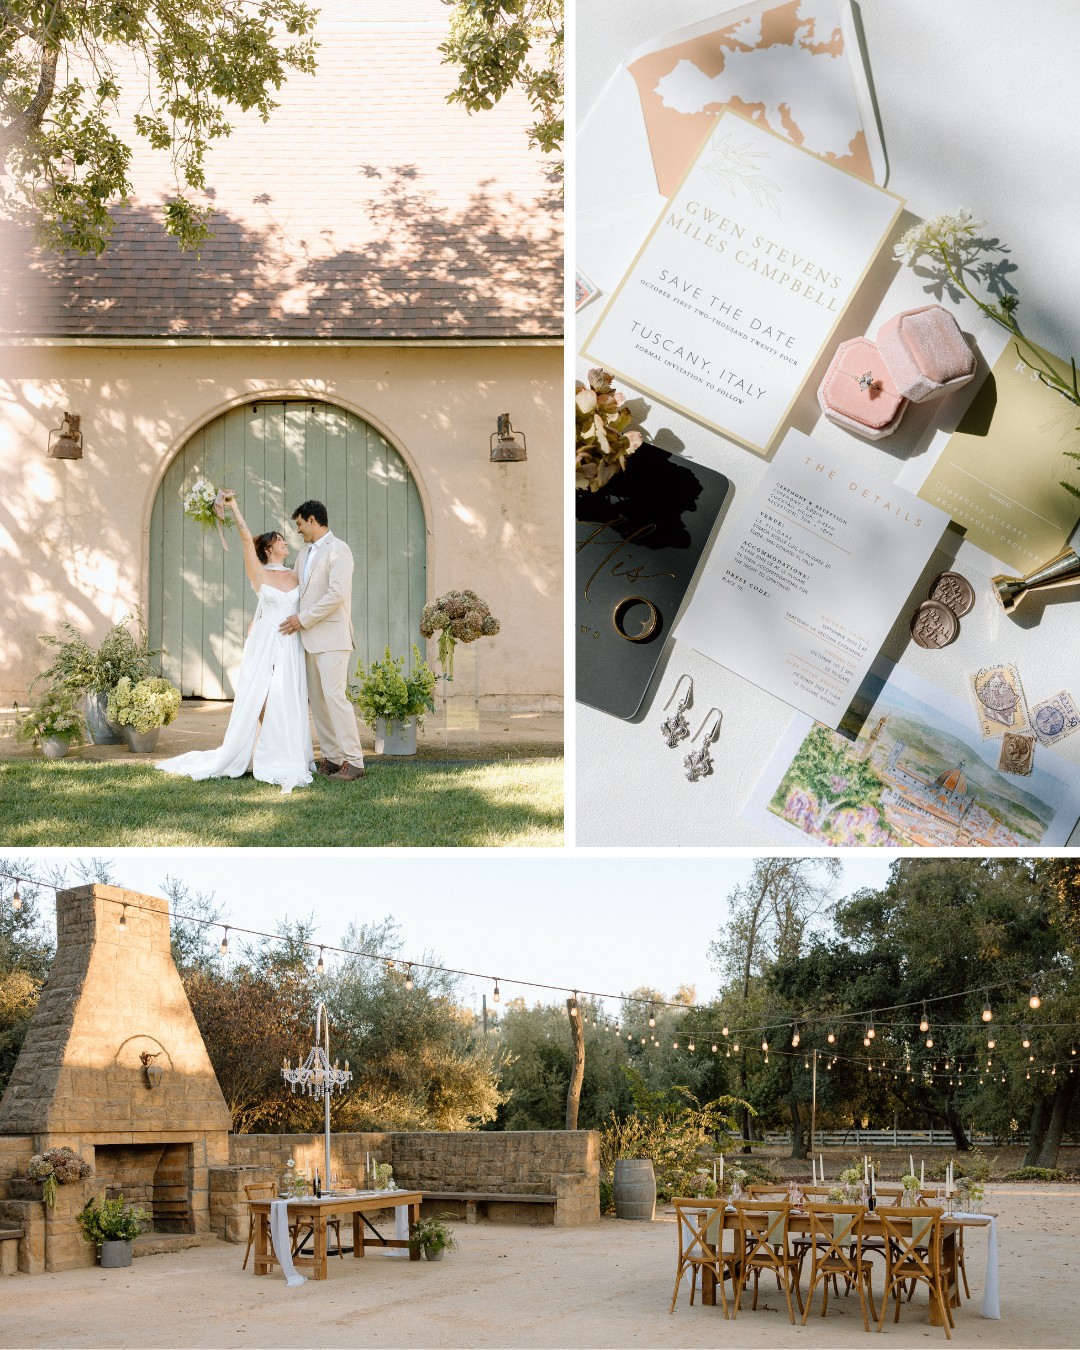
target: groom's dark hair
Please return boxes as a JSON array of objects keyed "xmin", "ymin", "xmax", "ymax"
[{"xmin": 292, "ymin": 499, "xmax": 328, "ymax": 527}]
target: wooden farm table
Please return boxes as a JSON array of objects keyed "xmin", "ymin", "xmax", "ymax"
[
  {"xmin": 249, "ymin": 1190, "xmax": 423, "ymax": 1281},
  {"xmin": 677, "ymin": 1202, "xmax": 994, "ymax": 1325}
]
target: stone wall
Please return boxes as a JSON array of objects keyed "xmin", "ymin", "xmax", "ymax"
[{"xmin": 214, "ymin": 1130, "xmax": 600, "ymax": 1235}]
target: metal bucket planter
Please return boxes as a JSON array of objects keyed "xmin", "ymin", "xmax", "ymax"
[
  {"xmin": 424, "ymin": 1249, "xmax": 445, "ymax": 1261},
  {"xmin": 124, "ymin": 726, "xmax": 161, "ymax": 754},
  {"xmin": 99, "ymin": 1239, "xmax": 133, "ymax": 1268},
  {"xmin": 374, "ymin": 718, "xmax": 417, "ymax": 756},
  {"xmin": 84, "ymin": 691, "xmax": 123, "ymax": 744},
  {"xmin": 613, "ymin": 1158, "xmax": 656, "ymax": 1220},
  {"xmin": 41, "ymin": 736, "xmax": 71, "ymax": 760}
]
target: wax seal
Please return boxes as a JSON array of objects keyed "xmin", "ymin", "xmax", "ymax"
[
  {"xmin": 928, "ymin": 570, "xmax": 975, "ymax": 617},
  {"xmin": 910, "ymin": 599, "xmax": 958, "ymax": 648}
]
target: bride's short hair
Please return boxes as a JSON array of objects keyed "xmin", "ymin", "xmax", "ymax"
[{"xmin": 254, "ymin": 530, "xmax": 283, "ymax": 564}]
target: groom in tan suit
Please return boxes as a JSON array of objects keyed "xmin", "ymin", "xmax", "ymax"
[{"xmin": 279, "ymin": 499, "xmax": 365, "ymax": 781}]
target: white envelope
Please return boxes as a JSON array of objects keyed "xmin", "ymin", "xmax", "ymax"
[{"xmin": 578, "ymin": 0, "xmax": 887, "ymax": 298}]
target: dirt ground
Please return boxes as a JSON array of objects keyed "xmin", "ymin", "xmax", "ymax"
[{"xmin": 1, "ymin": 1184, "xmax": 1076, "ymax": 1349}]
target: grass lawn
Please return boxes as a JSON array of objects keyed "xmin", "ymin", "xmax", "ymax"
[{"xmin": 0, "ymin": 757, "xmax": 563, "ymax": 847}]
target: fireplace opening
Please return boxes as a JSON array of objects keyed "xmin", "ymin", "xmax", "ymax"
[{"xmin": 93, "ymin": 1143, "xmax": 194, "ymax": 1234}]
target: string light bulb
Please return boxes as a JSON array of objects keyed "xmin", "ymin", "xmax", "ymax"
[
  {"xmin": 987, "ymin": 1036, "xmax": 996, "ymax": 1050},
  {"xmin": 981, "ymin": 995, "xmax": 993, "ymax": 1023},
  {"xmin": 404, "ymin": 966, "xmax": 413, "ymax": 991},
  {"xmin": 569, "ymin": 993, "xmax": 578, "ymax": 1018},
  {"xmin": 867, "ymin": 1017, "xmax": 876, "ymax": 1040},
  {"xmin": 219, "ymin": 926, "xmax": 229, "ymax": 957},
  {"xmin": 732, "ymin": 1040, "xmax": 740, "ymax": 1053},
  {"xmin": 919, "ymin": 1004, "xmax": 929, "ymax": 1034},
  {"xmin": 761, "ymin": 1036, "xmax": 769, "ymax": 1052},
  {"xmin": 118, "ymin": 905, "xmax": 127, "ymax": 934},
  {"xmin": 493, "ymin": 979, "xmax": 501, "ymax": 1004},
  {"xmin": 648, "ymin": 1009, "xmax": 656, "ymax": 1028},
  {"xmin": 791, "ymin": 1025, "xmax": 800, "ymax": 1048},
  {"xmin": 826, "ymin": 1027, "xmax": 835, "ymax": 1044},
  {"xmin": 721, "ymin": 1024, "xmax": 729, "ymax": 1037},
  {"xmin": 925, "ymin": 1034, "xmax": 934, "ymax": 1048},
  {"xmin": 711, "ymin": 1044, "xmax": 718, "ymax": 1054},
  {"xmin": 316, "ymin": 947, "xmax": 325, "ymax": 977},
  {"xmin": 1022, "ymin": 1029, "xmax": 1031, "ymax": 1049},
  {"xmin": 11, "ymin": 885, "xmax": 21, "ymax": 912},
  {"xmin": 1029, "ymin": 984, "xmax": 1041, "ymax": 1010}
]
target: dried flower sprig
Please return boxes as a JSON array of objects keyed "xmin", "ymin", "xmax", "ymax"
[
  {"xmin": 575, "ymin": 367, "xmax": 642, "ymax": 492},
  {"xmin": 895, "ymin": 210, "xmax": 1080, "ymax": 498}
]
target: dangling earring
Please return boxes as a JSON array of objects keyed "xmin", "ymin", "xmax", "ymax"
[
  {"xmin": 684, "ymin": 708, "xmax": 722, "ymax": 782},
  {"xmin": 660, "ymin": 674, "xmax": 693, "ymax": 747}
]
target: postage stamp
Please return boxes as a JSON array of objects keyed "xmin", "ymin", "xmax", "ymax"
[
  {"xmin": 575, "ymin": 269, "xmax": 602, "ymax": 312},
  {"xmin": 999, "ymin": 731, "xmax": 1035, "ymax": 776},
  {"xmin": 970, "ymin": 664, "xmax": 1029, "ymax": 739},
  {"xmin": 1030, "ymin": 690, "xmax": 1080, "ymax": 747}
]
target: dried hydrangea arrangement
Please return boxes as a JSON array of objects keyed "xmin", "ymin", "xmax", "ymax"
[
  {"xmin": 419, "ymin": 590, "xmax": 500, "ymax": 680},
  {"xmin": 575, "ymin": 367, "xmax": 642, "ymax": 492},
  {"xmin": 27, "ymin": 1147, "xmax": 93, "ymax": 1209},
  {"xmin": 895, "ymin": 210, "xmax": 1079, "ymax": 498}
]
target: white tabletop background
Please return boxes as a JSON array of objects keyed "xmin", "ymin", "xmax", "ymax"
[{"xmin": 575, "ymin": 0, "xmax": 1080, "ymax": 848}]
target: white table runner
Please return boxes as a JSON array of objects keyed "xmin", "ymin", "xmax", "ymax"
[
  {"xmin": 269, "ymin": 1199, "xmax": 306, "ymax": 1287},
  {"xmin": 951, "ymin": 1212, "xmax": 999, "ymax": 1319}
]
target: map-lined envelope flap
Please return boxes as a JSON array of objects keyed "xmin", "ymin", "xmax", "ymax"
[{"xmin": 577, "ymin": 443, "xmax": 730, "ymax": 719}]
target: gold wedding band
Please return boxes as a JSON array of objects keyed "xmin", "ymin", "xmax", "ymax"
[{"xmin": 612, "ymin": 596, "xmax": 660, "ymax": 643}]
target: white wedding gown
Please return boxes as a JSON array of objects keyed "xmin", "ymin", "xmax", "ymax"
[{"xmin": 157, "ymin": 572, "xmax": 315, "ymax": 794}]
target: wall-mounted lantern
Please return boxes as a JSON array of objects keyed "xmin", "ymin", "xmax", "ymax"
[
  {"xmin": 140, "ymin": 1051, "xmax": 164, "ymax": 1089},
  {"xmin": 489, "ymin": 413, "xmax": 527, "ymax": 463},
  {"xmin": 47, "ymin": 412, "xmax": 83, "ymax": 460}
]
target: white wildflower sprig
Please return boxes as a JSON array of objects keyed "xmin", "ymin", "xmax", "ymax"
[{"xmin": 896, "ymin": 208, "xmax": 1080, "ymax": 499}]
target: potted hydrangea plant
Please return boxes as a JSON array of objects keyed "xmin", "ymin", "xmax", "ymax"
[
  {"xmin": 15, "ymin": 685, "xmax": 85, "ymax": 759},
  {"xmin": 106, "ymin": 676, "xmax": 181, "ymax": 753},
  {"xmin": 35, "ymin": 612, "xmax": 157, "ymax": 744},
  {"xmin": 78, "ymin": 1194, "xmax": 150, "ymax": 1268},
  {"xmin": 348, "ymin": 645, "xmax": 436, "ymax": 756}
]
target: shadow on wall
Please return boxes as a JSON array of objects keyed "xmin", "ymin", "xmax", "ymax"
[{"xmin": 0, "ymin": 178, "xmax": 562, "ymax": 693}]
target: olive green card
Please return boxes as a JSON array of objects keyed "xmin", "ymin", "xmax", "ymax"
[{"xmin": 914, "ymin": 337, "xmax": 1079, "ymax": 573}]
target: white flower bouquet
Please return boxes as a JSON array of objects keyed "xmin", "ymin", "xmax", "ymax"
[{"xmin": 183, "ymin": 477, "xmax": 234, "ymax": 549}]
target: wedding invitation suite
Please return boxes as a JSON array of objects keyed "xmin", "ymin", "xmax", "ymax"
[
  {"xmin": 581, "ymin": 109, "xmax": 903, "ymax": 454},
  {"xmin": 676, "ymin": 430, "xmax": 949, "ymax": 727}
]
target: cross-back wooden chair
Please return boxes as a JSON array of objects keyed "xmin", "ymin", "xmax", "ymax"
[
  {"xmin": 732, "ymin": 1200, "xmax": 803, "ymax": 1323},
  {"xmin": 875, "ymin": 1206, "xmax": 953, "ymax": 1339},
  {"xmin": 670, "ymin": 1200, "xmax": 740, "ymax": 1317},
  {"xmin": 801, "ymin": 1203, "xmax": 877, "ymax": 1330},
  {"xmin": 243, "ymin": 1182, "xmax": 289, "ymax": 1270}
]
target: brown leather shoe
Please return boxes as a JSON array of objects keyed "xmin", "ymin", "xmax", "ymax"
[
  {"xmin": 331, "ymin": 761, "xmax": 366, "ymax": 781},
  {"xmin": 317, "ymin": 759, "xmax": 342, "ymax": 777}
]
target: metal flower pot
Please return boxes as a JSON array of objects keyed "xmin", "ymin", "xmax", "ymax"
[
  {"xmin": 41, "ymin": 736, "xmax": 70, "ymax": 760},
  {"xmin": 99, "ymin": 1239, "xmax": 133, "ymax": 1268},
  {"xmin": 124, "ymin": 726, "xmax": 161, "ymax": 754},
  {"xmin": 374, "ymin": 717, "xmax": 417, "ymax": 756},
  {"xmin": 84, "ymin": 691, "xmax": 123, "ymax": 744},
  {"xmin": 424, "ymin": 1248, "xmax": 445, "ymax": 1261}
]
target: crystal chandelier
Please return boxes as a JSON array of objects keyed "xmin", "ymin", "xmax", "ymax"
[{"xmin": 282, "ymin": 1002, "xmax": 352, "ymax": 1183}]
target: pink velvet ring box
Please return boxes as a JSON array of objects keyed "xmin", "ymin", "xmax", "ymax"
[
  {"xmin": 817, "ymin": 337, "xmax": 907, "ymax": 440},
  {"xmin": 875, "ymin": 303, "xmax": 975, "ymax": 403}
]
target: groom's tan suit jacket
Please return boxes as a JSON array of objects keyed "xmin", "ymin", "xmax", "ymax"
[{"xmin": 296, "ymin": 533, "xmax": 355, "ymax": 651}]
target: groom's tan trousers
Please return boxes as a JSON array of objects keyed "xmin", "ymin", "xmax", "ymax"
[{"xmin": 306, "ymin": 649, "xmax": 364, "ymax": 767}]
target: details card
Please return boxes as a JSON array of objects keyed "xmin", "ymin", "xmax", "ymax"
[
  {"xmin": 675, "ymin": 430, "xmax": 949, "ymax": 727},
  {"xmin": 581, "ymin": 108, "xmax": 902, "ymax": 454}
]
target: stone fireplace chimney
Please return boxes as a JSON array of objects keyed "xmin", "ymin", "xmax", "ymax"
[{"xmin": 0, "ymin": 885, "xmax": 232, "ymax": 1268}]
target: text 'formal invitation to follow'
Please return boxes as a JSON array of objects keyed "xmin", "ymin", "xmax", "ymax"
[
  {"xmin": 676, "ymin": 431, "xmax": 950, "ymax": 727},
  {"xmin": 582, "ymin": 109, "xmax": 903, "ymax": 454}
]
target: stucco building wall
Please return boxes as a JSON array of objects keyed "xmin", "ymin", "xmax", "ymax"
[{"xmin": 0, "ymin": 341, "xmax": 562, "ymax": 708}]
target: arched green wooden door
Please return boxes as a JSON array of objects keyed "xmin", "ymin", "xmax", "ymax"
[{"xmin": 149, "ymin": 400, "xmax": 427, "ymax": 698}]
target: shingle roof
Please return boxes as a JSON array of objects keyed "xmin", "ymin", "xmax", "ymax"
[{"xmin": 0, "ymin": 0, "xmax": 562, "ymax": 339}]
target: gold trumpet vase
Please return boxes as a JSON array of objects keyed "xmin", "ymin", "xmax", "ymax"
[{"xmin": 993, "ymin": 547, "xmax": 1080, "ymax": 613}]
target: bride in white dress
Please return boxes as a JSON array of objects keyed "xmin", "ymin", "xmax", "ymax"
[{"xmin": 157, "ymin": 494, "xmax": 315, "ymax": 794}]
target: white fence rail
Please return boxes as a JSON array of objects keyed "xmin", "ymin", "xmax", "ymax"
[{"xmin": 763, "ymin": 1129, "xmax": 1001, "ymax": 1147}]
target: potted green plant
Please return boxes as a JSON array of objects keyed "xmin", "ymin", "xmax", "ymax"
[
  {"xmin": 410, "ymin": 1215, "xmax": 458, "ymax": 1262},
  {"xmin": 348, "ymin": 645, "xmax": 436, "ymax": 756},
  {"xmin": 36, "ymin": 612, "xmax": 157, "ymax": 744},
  {"xmin": 15, "ymin": 685, "xmax": 85, "ymax": 759},
  {"xmin": 78, "ymin": 1194, "xmax": 150, "ymax": 1268},
  {"xmin": 106, "ymin": 676, "xmax": 181, "ymax": 752}
]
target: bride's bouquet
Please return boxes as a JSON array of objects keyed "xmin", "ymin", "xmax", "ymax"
[
  {"xmin": 183, "ymin": 477, "xmax": 235, "ymax": 550},
  {"xmin": 419, "ymin": 589, "xmax": 500, "ymax": 681}
]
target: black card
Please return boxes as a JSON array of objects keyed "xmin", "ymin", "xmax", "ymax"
[{"xmin": 576, "ymin": 443, "xmax": 730, "ymax": 719}]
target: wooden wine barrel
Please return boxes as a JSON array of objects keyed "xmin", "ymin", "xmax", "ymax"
[{"xmin": 613, "ymin": 1158, "xmax": 656, "ymax": 1220}]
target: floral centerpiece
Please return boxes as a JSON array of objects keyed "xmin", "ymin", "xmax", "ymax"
[
  {"xmin": 419, "ymin": 589, "xmax": 500, "ymax": 681},
  {"xmin": 27, "ymin": 1147, "xmax": 93, "ymax": 1209},
  {"xmin": 901, "ymin": 1172, "xmax": 920, "ymax": 1203},
  {"xmin": 15, "ymin": 686, "xmax": 85, "ymax": 756},
  {"xmin": 348, "ymin": 646, "xmax": 436, "ymax": 735},
  {"xmin": 827, "ymin": 1185, "xmax": 846, "ymax": 1203},
  {"xmin": 725, "ymin": 1165, "xmax": 749, "ymax": 1200},
  {"xmin": 575, "ymin": 367, "xmax": 643, "ymax": 492},
  {"xmin": 374, "ymin": 1162, "xmax": 394, "ymax": 1190},
  {"xmin": 183, "ymin": 477, "xmax": 235, "ymax": 549},
  {"xmin": 895, "ymin": 209, "xmax": 1079, "ymax": 497}
]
